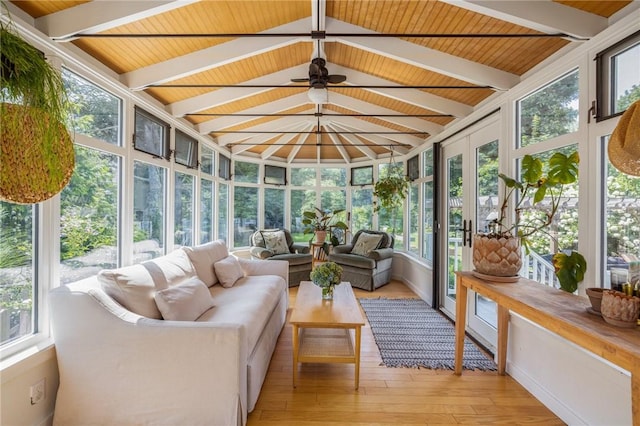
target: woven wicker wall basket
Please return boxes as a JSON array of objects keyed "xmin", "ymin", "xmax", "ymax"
[{"xmin": 1, "ymin": 103, "xmax": 75, "ymax": 204}]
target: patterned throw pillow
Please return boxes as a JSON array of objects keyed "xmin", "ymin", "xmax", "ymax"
[
  {"xmin": 261, "ymin": 230, "xmax": 290, "ymax": 255},
  {"xmin": 351, "ymin": 233, "xmax": 383, "ymax": 256}
]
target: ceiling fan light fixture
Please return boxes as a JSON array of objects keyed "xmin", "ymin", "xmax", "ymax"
[{"xmin": 308, "ymin": 87, "xmax": 329, "ymax": 104}]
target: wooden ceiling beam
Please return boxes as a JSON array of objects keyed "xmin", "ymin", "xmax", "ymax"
[
  {"xmin": 323, "ymin": 116, "xmax": 423, "ymax": 147},
  {"xmin": 324, "ymin": 124, "xmax": 353, "ymax": 163},
  {"xmin": 327, "ymin": 92, "xmax": 443, "ymax": 135},
  {"xmin": 326, "ymin": 124, "xmax": 377, "ymax": 160},
  {"xmin": 439, "ymin": 0, "xmax": 606, "ymax": 40},
  {"xmin": 168, "ymin": 64, "xmax": 308, "ymax": 116},
  {"xmin": 260, "ymin": 123, "xmax": 312, "ymax": 159},
  {"xmin": 287, "ymin": 132, "xmax": 310, "ymax": 164},
  {"xmin": 329, "ymin": 122, "xmax": 409, "ymax": 156},
  {"xmin": 37, "ymin": 1, "xmax": 198, "ymax": 40},
  {"xmin": 329, "ymin": 65, "xmax": 473, "ymax": 118},
  {"xmin": 122, "ymin": 18, "xmax": 309, "ymax": 89},
  {"xmin": 197, "ymin": 92, "xmax": 310, "ymax": 134},
  {"xmin": 217, "ymin": 112, "xmax": 315, "ymax": 146},
  {"xmin": 328, "ymin": 19, "xmax": 520, "ymax": 90}
]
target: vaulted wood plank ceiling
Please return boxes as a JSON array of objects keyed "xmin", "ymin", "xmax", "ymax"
[{"xmin": 9, "ymin": 0, "xmax": 633, "ymax": 164}]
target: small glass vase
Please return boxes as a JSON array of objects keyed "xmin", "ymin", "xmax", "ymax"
[{"xmin": 322, "ymin": 285, "xmax": 334, "ymax": 300}]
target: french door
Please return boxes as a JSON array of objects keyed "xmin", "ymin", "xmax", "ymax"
[{"xmin": 440, "ymin": 119, "xmax": 500, "ymax": 348}]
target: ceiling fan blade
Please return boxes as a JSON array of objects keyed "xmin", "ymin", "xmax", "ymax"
[
  {"xmin": 291, "ymin": 78, "xmax": 310, "ymax": 83},
  {"xmin": 327, "ymin": 74, "xmax": 347, "ymax": 84}
]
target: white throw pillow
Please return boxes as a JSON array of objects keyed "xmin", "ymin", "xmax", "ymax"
[
  {"xmin": 154, "ymin": 277, "xmax": 215, "ymax": 321},
  {"xmin": 351, "ymin": 233, "xmax": 383, "ymax": 256},
  {"xmin": 98, "ymin": 263, "xmax": 161, "ymax": 319},
  {"xmin": 260, "ymin": 230, "xmax": 290, "ymax": 255},
  {"xmin": 183, "ymin": 240, "xmax": 229, "ymax": 287},
  {"xmin": 214, "ymin": 255, "xmax": 245, "ymax": 288}
]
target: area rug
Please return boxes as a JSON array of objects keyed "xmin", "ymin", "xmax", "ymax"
[{"xmin": 359, "ymin": 298, "xmax": 497, "ymax": 371}]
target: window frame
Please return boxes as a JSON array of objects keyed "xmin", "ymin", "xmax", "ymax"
[
  {"xmin": 133, "ymin": 106, "xmax": 170, "ymax": 160},
  {"xmin": 174, "ymin": 130, "xmax": 199, "ymax": 169}
]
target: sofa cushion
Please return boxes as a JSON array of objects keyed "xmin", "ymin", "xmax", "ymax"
[
  {"xmin": 215, "ymin": 255, "xmax": 245, "ymax": 288},
  {"xmin": 329, "ymin": 252, "xmax": 376, "ymax": 269},
  {"xmin": 98, "ymin": 249, "xmax": 196, "ymax": 319},
  {"xmin": 183, "ymin": 240, "xmax": 229, "ymax": 287},
  {"xmin": 154, "ymin": 276, "xmax": 215, "ymax": 321},
  {"xmin": 198, "ymin": 275, "xmax": 286, "ymax": 352},
  {"xmin": 351, "ymin": 232, "xmax": 383, "ymax": 256},
  {"xmin": 261, "ymin": 230, "xmax": 290, "ymax": 255}
]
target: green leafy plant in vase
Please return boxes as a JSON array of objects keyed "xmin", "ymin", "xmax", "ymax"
[
  {"xmin": 302, "ymin": 207, "xmax": 348, "ymax": 253},
  {"xmin": 473, "ymin": 151, "xmax": 587, "ymax": 292},
  {"xmin": 310, "ymin": 261, "xmax": 343, "ymax": 300}
]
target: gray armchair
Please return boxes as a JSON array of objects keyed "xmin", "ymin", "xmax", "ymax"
[
  {"xmin": 249, "ymin": 229, "xmax": 312, "ymax": 287},
  {"xmin": 328, "ymin": 230, "xmax": 394, "ymax": 291}
]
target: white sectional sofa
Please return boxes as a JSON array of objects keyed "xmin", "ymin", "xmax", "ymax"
[{"xmin": 49, "ymin": 240, "xmax": 288, "ymax": 426}]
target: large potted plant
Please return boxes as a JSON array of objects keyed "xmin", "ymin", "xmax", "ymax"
[
  {"xmin": 302, "ymin": 207, "xmax": 348, "ymax": 246},
  {"xmin": 473, "ymin": 151, "xmax": 587, "ymax": 292},
  {"xmin": 1, "ymin": 20, "xmax": 74, "ymax": 204},
  {"xmin": 373, "ymin": 162, "xmax": 409, "ymax": 236}
]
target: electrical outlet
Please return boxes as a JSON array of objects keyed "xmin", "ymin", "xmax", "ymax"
[{"xmin": 30, "ymin": 378, "xmax": 45, "ymax": 405}]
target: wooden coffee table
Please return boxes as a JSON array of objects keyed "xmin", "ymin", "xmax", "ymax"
[{"xmin": 290, "ymin": 281, "xmax": 365, "ymax": 389}]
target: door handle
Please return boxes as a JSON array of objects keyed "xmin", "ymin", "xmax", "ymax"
[{"xmin": 467, "ymin": 219, "xmax": 473, "ymax": 247}]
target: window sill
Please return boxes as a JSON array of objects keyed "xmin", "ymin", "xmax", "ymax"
[{"xmin": 0, "ymin": 337, "xmax": 55, "ymax": 382}]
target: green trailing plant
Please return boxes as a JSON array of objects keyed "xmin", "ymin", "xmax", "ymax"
[
  {"xmin": 488, "ymin": 151, "xmax": 586, "ymax": 292},
  {"xmin": 373, "ymin": 162, "xmax": 409, "ymax": 235},
  {"xmin": 1, "ymin": 19, "xmax": 74, "ymax": 203}
]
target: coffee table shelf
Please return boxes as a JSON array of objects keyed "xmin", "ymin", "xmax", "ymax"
[{"xmin": 290, "ymin": 281, "xmax": 365, "ymax": 389}]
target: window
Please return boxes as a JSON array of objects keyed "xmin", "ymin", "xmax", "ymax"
[
  {"xmin": 422, "ymin": 148, "xmax": 434, "ymax": 263},
  {"xmin": 218, "ymin": 183, "xmax": 229, "ymax": 242},
  {"xmin": 134, "ymin": 107, "xmax": 170, "ymax": 159},
  {"xmin": 517, "ymin": 70, "xmax": 579, "ymax": 148},
  {"xmin": 133, "ymin": 162, "xmax": 166, "ymax": 259},
  {"xmin": 290, "ymin": 189, "xmax": 315, "ymax": 240},
  {"xmin": 233, "ymin": 187, "xmax": 258, "ymax": 247},
  {"xmin": 351, "ymin": 166, "xmax": 373, "ymax": 186},
  {"xmin": 60, "ymin": 145, "xmax": 120, "ymax": 284},
  {"xmin": 596, "ymin": 30, "xmax": 640, "ymax": 119},
  {"xmin": 174, "ymin": 172, "xmax": 194, "ymax": 247},
  {"xmin": 174, "ymin": 130, "xmax": 198, "ymax": 169},
  {"xmin": 291, "ymin": 167, "xmax": 316, "ymax": 186},
  {"xmin": 408, "ymin": 183, "xmax": 419, "ymax": 254},
  {"xmin": 0, "ymin": 202, "xmax": 35, "ymax": 347},
  {"xmin": 234, "ymin": 161, "xmax": 258, "ymax": 183},
  {"xmin": 422, "ymin": 181, "xmax": 434, "ymax": 264},
  {"xmin": 602, "ymin": 135, "xmax": 640, "ymax": 290},
  {"xmin": 219, "ymin": 154, "xmax": 231, "ymax": 180},
  {"xmin": 518, "ymin": 145, "xmax": 579, "ymax": 287},
  {"xmin": 200, "ymin": 178, "xmax": 215, "ymax": 244},
  {"xmin": 321, "ymin": 168, "xmax": 346, "ymax": 187},
  {"xmin": 264, "ymin": 165, "xmax": 286, "ymax": 185},
  {"xmin": 352, "ymin": 189, "xmax": 373, "ymax": 231},
  {"xmin": 201, "ymin": 146, "xmax": 215, "ymax": 176},
  {"xmin": 264, "ymin": 188, "xmax": 285, "ymax": 229},
  {"xmin": 407, "ymin": 155, "xmax": 419, "ymax": 181},
  {"xmin": 377, "ymin": 162, "xmax": 404, "ymax": 243},
  {"xmin": 63, "ymin": 69, "xmax": 121, "ymax": 146}
]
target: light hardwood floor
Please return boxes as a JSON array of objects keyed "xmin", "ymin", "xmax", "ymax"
[{"xmin": 248, "ymin": 280, "xmax": 564, "ymax": 425}]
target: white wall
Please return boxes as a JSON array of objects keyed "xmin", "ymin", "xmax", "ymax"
[{"xmin": 1, "ymin": 346, "xmax": 58, "ymax": 426}]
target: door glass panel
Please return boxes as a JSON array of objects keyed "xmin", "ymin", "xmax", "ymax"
[
  {"xmin": 447, "ymin": 154, "xmax": 463, "ymax": 300},
  {"xmin": 475, "ymin": 141, "xmax": 499, "ymax": 327},
  {"xmin": 603, "ymin": 135, "xmax": 640, "ymax": 290}
]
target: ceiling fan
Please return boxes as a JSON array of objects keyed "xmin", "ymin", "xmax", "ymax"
[{"xmin": 291, "ymin": 58, "xmax": 347, "ymax": 88}]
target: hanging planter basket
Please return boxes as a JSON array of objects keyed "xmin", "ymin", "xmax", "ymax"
[
  {"xmin": 1, "ymin": 103, "xmax": 74, "ymax": 204},
  {"xmin": 1, "ymin": 22, "xmax": 74, "ymax": 204}
]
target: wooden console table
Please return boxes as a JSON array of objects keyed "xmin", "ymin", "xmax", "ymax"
[{"xmin": 454, "ymin": 271, "xmax": 640, "ymax": 425}]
